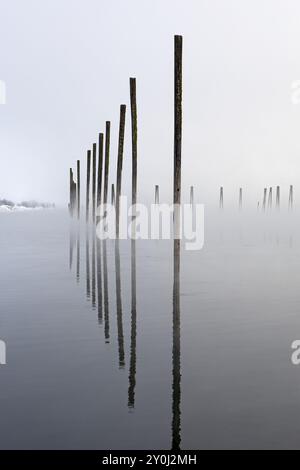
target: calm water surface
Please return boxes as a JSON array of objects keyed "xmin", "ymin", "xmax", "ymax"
[{"xmin": 1, "ymin": 209, "xmax": 300, "ymax": 449}]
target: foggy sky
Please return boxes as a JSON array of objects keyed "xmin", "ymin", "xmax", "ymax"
[{"xmin": 1, "ymin": 0, "xmax": 300, "ymax": 207}]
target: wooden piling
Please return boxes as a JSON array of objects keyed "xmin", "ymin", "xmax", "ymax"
[
  {"xmin": 92, "ymin": 142, "xmax": 97, "ymax": 223},
  {"xmin": 276, "ymin": 186, "xmax": 280, "ymax": 209},
  {"xmin": 239, "ymin": 188, "xmax": 242, "ymax": 210},
  {"xmin": 111, "ymin": 183, "xmax": 115, "ymax": 206},
  {"xmin": 77, "ymin": 160, "xmax": 80, "ymax": 219},
  {"xmin": 97, "ymin": 133, "xmax": 104, "ymax": 211},
  {"xmin": 86, "ymin": 150, "xmax": 91, "ymax": 223},
  {"xmin": 103, "ymin": 122, "xmax": 111, "ymax": 207},
  {"xmin": 130, "ymin": 78, "xmax": 137, "ymax": 207},
  {"xmin": 174, "ymin": 35, "xmax": 182, "ymax": 238},
  {"xmin": 155, "ymin": 185, "xmax": 160, "ymax": 204},
  {"xmin": 268, "ymin": 187, "xmax": 272, "ymax": 209},
  {"xmin": 73, "ymin": 181, "xmax": 77, "ymax": 217},
  {"xmin": 263, "ymin": 188, "xmax": 267, "ymax": 211},
  {"xmin": 116, "ymin": 104, "xmax": 126, "ymax": 238},
  {"xmin": 190, "ymin": 186, "xmax": 194, "ymax": 206},
  {"xmin": 219, "ymin": 187, "xmax": 223, "ymax": 209},
  {"xmin": 289, "ymin": 185, "xmax": 293, "ymax": 210},
  {"xmin": 69, "ymin": 168, "xmax": 73, "ymax": 216}
]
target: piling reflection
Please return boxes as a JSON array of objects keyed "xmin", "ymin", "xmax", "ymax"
[
  {"xmin": 76, "ymin": 228, "xmax": 80, "ymax": 283},
  {"xmin": 115, "ymin": 240, "xmax": 125, "ymax": 369},
  {"xmin": 96, "ymin": 238, "xmax": 103, "ymax": 325},
  {"xmin": 85, "ymin": 229, "xmax": 91, "ymax": 300},
  {"xmin": 92, "ymin": 233, "xmax": 96, "ymax": 309},
  {"xmin": 69, "ymin": 227, "xmax": 75, "ymax": 270},
  {"xmin": 128, "ymin": 239, "xmax": 137, "ymax": 408},
  {"xmin": 103, "ymin": 240, "xmax": 110, "ymax": 343},
  {"xmin": 172, "ymin": 239, "xmax": 181, "ymax": 450},
  {"xmin": 69, "ymin": 229, "xmax": 182, "ymax": 449}
]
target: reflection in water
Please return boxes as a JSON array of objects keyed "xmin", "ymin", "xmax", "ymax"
[
  {"xmin": 70, "ymin": 229, "xmax": 182, "ymax": 448},
  {"xmin": 128, "ymin": 239, "xmax": 137, "ymax": 408},
  {"xmin": 115, "ymin": 240, "xmax": 125, "ymax": 369},
  {"xmin": 172, "ymin": 239, "xmax": 181, "ymax": 450},
  {"xmin": 86, "ymin": 229, "xmax": 91, "ymax": 300},
  {"xmin": 69, "ymin": 227, "xmax": 75, "ymax": 270},
  {"xmin": 103, "ymin": 240, "xmax": 110, "ymax": 343},
  {"xmin": 96, "ymin": 238, "xmax": 103, "ymax": 325},
  {"xmin": 76, "ymin": 228, "xmax": 80, "ymax": 283},
  {"xmin": 92, "ymin": 234, "xmax": 96, "ymax": 309}
]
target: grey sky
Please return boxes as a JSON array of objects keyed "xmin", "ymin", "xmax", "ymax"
[{"xmin": 1, "ymin": 0, "xmax": 300, "ymax": 206}]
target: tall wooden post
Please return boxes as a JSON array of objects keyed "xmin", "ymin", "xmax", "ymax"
[
  {"xmin": 155, "ymin": 185, "xmax": 159, "ymax": 204},
  {"xmin": 97, "ymin": 133, "xmax": 104, "ymax": 210},
  {"xmin": 263, "ymin": 188, "xmax": 267, "ymax": 211},
  {"xmin": 77, "ymin": 160, "xmax": 80, "ymax": 219},
  {"xmin": 219, "ymin": 187, "xmax": 223, "ymax": 209},
  {"xmin": 116, "ymin": 104, "xmax": 126, "ymax": 238},
  {"xmin": 174, "ymin": 35, "xmax": 182, "ymax": 238},
  {"xmin": 289, "ymin": 185, "xmax": 293, "ymax": 210},
  {"xmin": 173, "ymin": 34, "xmax": 182, "ymax": 450},
  {"xmin": 69, "ymin": 168, "xmax": 73, "ymax": 216},
  {"xmin": 239, "ymin": 188, "xmax": 242, "ymax": 210},
  {"xmin": 92, "ymin": 142, "xmax": 97, "ymax": 223},
  {"xmin": 130, "ymin": 78, "xmax": 137, "ymax": 208},
  {"xmin": 190, "ymin": 186, "xmax": 194, "ymax": 206},
  {"xmin": 86, "ymin": 150, "xmax": 91, "ymax": 223},
  {"xmin": 103, "ymin": 122, "xmax": 111, "ymax": 207},
  {"xmin": 268, "ymin": 187, "xmax": 272, "ymax": 209},
  {"xmin": 276, "ymin": 186, "xmax": 280, "ymax": 209},
  {"xmin": 111, "ymin": 183, "xmax": 115, "ymax": 206}
]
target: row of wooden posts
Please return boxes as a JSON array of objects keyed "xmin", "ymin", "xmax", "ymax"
[
  {"xmin": 219, "ymin": 185, "xmax": 294, "ymax": 210},
  {"xmin": 69, "ymin": 35, "xmax": 183, "ymax": 238},
  {"xmin": 69, "ymin": 77, "xmax": 138, "ymax": 232}
]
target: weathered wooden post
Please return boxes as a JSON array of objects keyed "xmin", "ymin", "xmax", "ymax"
[
  {"xmin": 289, "ymin": 185, "xmax": 294, "ymax": 210},
  {"xmin": 86, "ymin": 150, "xmax": 91, "ymax": 223},
  {"xmin": 190, "ymin": 186, "xmax": 194, "ymax": 206},
  {"xmin": 92, "ymin": 142, "xmax": 97, "ymax": 223},
  {"xmin": 77, "ymin": 160, "xmax": 80, "ymax": 219},
  {"xmin": 239, "ymin": 188, "xmax": 242, "ymax": 210},
  {"xmin": 263, "ymin": 188, "xmax": 267, "ymax": 211},
  {"xmin": 69, "ymin": 168, "xmax": 73, "ymax": 216},
  {"xmin": 219, "ymin": 187, "xmax": 223, "ymax": 209},
  {"xmin": 155, "ymin": 185, "xmax": 160, "ymax": 204},
  {"xmin": 103, "ymin": 122, "xmax": 111, "ymax": 208},
  {"xmin": 111, "ymin": 183, "xmax": 115, "ymax": 206},
  {"xmin": 69, "ymin": 168, "xmax": 77, "ymax": 217},
  {"xmin": 97, "ymin": 133, "xmax": 104, "ymax": 212},
  {"xmin": 268, "ymin": 187, "xmax": 272, "ymax": 209},
  {"xmin": 172, "ymin": 34, "xmax": 182, "ymax": 450},
  {"xmin": 276, "ymin": 186, "xmax": 280, "ymax": 209},
  {"xmin": 174, "ymin": 35, "xmax": 182, "ymax": 239},
  {"xmin": 130, "ymin": 78, "xmax": 137, "ymax": 207},
  {"xmin": 116, "ymin": 104, "xmax": 126, "ymax": 238}
]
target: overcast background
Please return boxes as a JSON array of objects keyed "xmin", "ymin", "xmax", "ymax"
[{"xmin": 1, "ymin": 0, "xmax": 300, "ymax": 207}]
